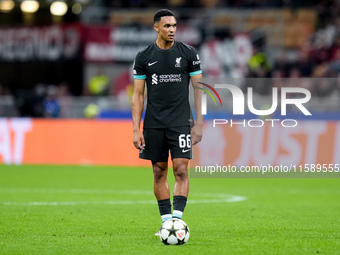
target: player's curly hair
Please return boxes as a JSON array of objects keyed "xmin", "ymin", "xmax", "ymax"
[{"xmin": 153, "ymin": 9, "xmax": 175, "ymax": 24}]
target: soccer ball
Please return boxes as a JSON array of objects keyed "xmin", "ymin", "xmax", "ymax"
[{"xmin": 159, "ymin": 218, "xmax": 190, "ymax": 245}]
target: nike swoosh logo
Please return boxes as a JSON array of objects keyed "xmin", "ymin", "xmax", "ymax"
[
  {"xmin": 182, "ymin": 149, "xmax": 191, "ymax": 153},
  {"xmin": 148, "ymin": 61, "xmax": 158, "ymax": 66}
]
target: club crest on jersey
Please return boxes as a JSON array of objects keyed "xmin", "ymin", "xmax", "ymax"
[{"xmin": 175, "ymin": 57, "xmax": 181, "ymax": 67}]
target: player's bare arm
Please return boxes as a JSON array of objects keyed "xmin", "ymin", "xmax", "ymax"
[
  {"xmin": 132, "ymin": 78, "xmax": 146, "ymax": 150},
  {"xmin": 191, "ymin": 73, "xmax": 204, "ymax": 145}
]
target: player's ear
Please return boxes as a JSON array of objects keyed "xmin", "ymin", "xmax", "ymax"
[{"xmin": 153, "ymin": 23, "xmax": 159, "ymax": 33}]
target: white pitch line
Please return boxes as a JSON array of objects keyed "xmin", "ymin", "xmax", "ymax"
[
  {"xmin": 2, "ymin": 197, "xmax": 246, "ymax": 206},
  {"xmin": 0, "ymin": 189, "xmax": 247, "ymax": 206},
  {"xmin": 0, "ymin": 188, "xmax": 154, "ymax": 195}
]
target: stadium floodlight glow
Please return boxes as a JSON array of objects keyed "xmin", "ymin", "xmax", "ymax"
[
  {"xmin": 72, "ymin": 3, "xmax": 82, "ymax": 14},
  {"xmin": 50, "ymin": 1, "xmax": 68, "ymax": 16},
  {"xmin": 20, "ymin": 0, "xmax": 39, "ymax": 13},
  {"xmin": 0, "ymin": 0, "xmax": 15, "ymax": 12}
]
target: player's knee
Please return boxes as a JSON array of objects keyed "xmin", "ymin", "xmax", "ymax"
[
  {"xmin": 174, "ymin": 164, "xmax": 188, "ymax": 181},
  {"xmin": 153, "ymin": 163, "xmax": 168, "ymax": 182}
]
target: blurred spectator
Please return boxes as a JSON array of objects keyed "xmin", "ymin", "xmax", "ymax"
[
  {"xmin": 289, "ymin": 68, "xmax": 301, "ymax": 78},
  {"xmin": 58, "ymin": 82, "xmax": 72, "ymax": 118},
  {"xmin": 43, "ymin": 85, "xmax": 61, "ymax": 118},
  {"xmin": 84, "ymin": 69, "xmax": 110, "ymax": 96},
  {"xmin": 273, "ymin": 53, "xmax": 290, "ymax": 77},
  {"xmin": 312, "ymin": 62, "xmax": 329, "ymax": 77},
  {"xmin": 296, "ymin": 51, "xmax": 313, "ymax": 77},
  {"xmin": 330, "ymin": 34, "xmax": 340, "ymax": 62},
  {"xmin": 84, "ymin": 103, "xmax": 100, "ymax": 119},
  {"xmin": 247, "ymin": 46, "xmax": 272, "ymax": 78},
  {"xmin": 246, "ymin": 45, "xmax": 273, "ymax": 94},
  {"xmin": 309, "ymin": 38, "xmax": 331, "ymax": 65},
  {"xmin": 13, "ymin": 85, "xmax": 45, "ymax": 117}
]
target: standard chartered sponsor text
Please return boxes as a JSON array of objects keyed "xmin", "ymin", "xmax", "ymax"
[{"xmin": 159, "ymin": 74, "xmax": 181, "ymax": 83}]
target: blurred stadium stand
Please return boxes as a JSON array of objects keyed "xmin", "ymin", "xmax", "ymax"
[{"xmin": 0, "ymin": 0, "xmax": 340, "ymax": 118}]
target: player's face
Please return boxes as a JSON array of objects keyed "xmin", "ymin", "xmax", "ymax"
[{"xmin": 154, "ymin": 16, "xmax": 177, "ymax": 43}]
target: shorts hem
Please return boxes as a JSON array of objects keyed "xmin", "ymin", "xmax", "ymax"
[
  {"xmin": 171, "ymin": 155, "xmax": 192, "ymax": 160},
  {"xmin": 139, "ymin": 155, "xmax": 168, "ymax": 162}
]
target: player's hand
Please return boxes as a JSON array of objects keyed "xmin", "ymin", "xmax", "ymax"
[
  {"xmin": 191, "ymin": 124, "xmax": 202, "ymax": 145},
  {"xmin": 133, "ymin": 130, "xmax": 145, "ymax": 150}
]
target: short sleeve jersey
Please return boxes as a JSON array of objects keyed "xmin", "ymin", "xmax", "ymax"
[{"xmin": 133, "ymin": 41, "xmax": 202, "ymax": 129}]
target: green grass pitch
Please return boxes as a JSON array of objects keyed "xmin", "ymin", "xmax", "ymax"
[{"xmin": 0, "ymin": 165, "xmax": 339, "ymax": 255}]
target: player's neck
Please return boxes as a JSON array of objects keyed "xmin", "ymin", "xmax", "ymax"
[{"xmin": 156, "ymin": 38, "xmax": 174, "ymax": 50}]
